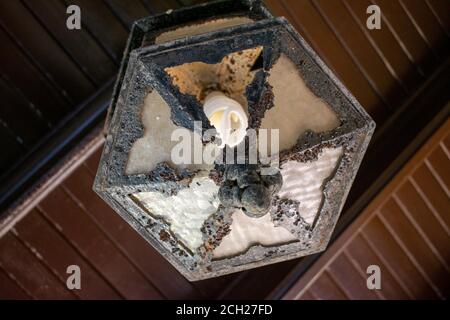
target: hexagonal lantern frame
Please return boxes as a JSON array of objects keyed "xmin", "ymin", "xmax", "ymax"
[{"xmin": 94, "ymin": 2, "xmax": 375, "ymax": 281}]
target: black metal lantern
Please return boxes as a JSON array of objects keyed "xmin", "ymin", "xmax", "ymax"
[{"xmin": 94, "ymin": 0, "xmax": 375, "ymax": 281}]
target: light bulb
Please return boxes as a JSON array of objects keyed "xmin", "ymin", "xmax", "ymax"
[{"xmin": 203, "ymin": 91, "xmax": 248, "ymax": 148}]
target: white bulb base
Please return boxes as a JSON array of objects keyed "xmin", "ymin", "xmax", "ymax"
[{"xmin": 203, "ymin": 91, "xmax": 248, "ymax": 148}]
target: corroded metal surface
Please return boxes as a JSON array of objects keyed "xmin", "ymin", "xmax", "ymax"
[{"xmin": 94, "ymin": 0, "xmax": 374, "ymax": 281}]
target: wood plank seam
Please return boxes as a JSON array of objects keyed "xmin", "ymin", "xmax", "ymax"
[
  {"xmin": 35, "ymin": 206, "xmax": 126, "ymax": 299},
  {"xmin": 359, "ymin": 229, "xmax": 415, "ymax": 298},
  {"xmin": 440, "ymin": 141, "xmax": 450, "ymax": 158},
  {"xmin": 356, "ymin": 232, "xmax": 412, "ymax": 298},
  {"xmin": 377, "ymin": 214, "xmax": 444, "ymax": 299},
  {"xmin": 0, "ymin": 20, "xmax": 76, "ymax": 108},
  {"xmin": 60, "ymin": 185, "xmax": 167, "ymax": 299},
  {"xmin": 0, "ymin": 117, "xmax": 27, "ymax": 148},
  {"xmin": 20, "ymin": 0, "xmax": 99, "ymax": 87},
  {"xmin": 424, "ymin": 157, "xmax": 450, "ymax": 197},
  {"xmin": 0, "ymin": 73, "xmax": 53, "ymax": 129},
  {"xmin": 139, "ymin": 0, "xmax": 156, "ymax": 15},
  {"xmin": 310, "ymin": 0, "xmax": 391, "ymax": 110},
  {"xmin": 59, "ymin": 0, "xmax": 120, "ymax": 67},
  {"xmin": 342, "ymin": 249, "xmax": 385, "ymax": 299},
  {"xmin": 9, "ymin": 228, "xmax": 81, "ymax": 299},
  {"xmin": 392, "ymin": 193, "xmax": 449, "ymax": 270},
  {"xmin": 371, "ymin": 0, "xmax": 427, "ymax": 77},
  {"xmin": 323, "ymin": 269, "xmax": 350, "ymax": 299},
  {"xmin": 342, "ymin": 0, "xmax": 410, "ymax": 95},
  {"xmin": 408, "ymin": 176, "xmax": 450, "ymax": 236},
  {"xmin": 278, "ymin": 0, "xmax": 333, "ymax": 68},
  {"xmin": 0, "ymin": 263, "xmax": 35, "ymax": 299},
  {"xmin": 327, "ymin": 254, "xmax": 369, "ymax": 300},
  {"xmin": 398, "ymin": 0, "xmax": 440, "ymax": 61},
  {"xmin": 424, "ymin": 0, "xmax": 450, "ymax": 38},
  {"xmin": 102, "ymin": 0, "xmax": 131, "ymax": 32}
]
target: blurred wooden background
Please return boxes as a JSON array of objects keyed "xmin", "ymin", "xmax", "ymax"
[{"xmin": 0, "ymin": 0, "xmax": 448, "ymax": 299}]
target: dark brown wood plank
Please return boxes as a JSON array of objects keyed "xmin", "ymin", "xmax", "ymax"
[
  {"xmin": 426, "ymin": 0, "xmax": 450, "ymax": 36},
  {"xmin": 0, "ymin": 233, "xmax": 76, "ymax": 299},
  {"xmin": 218, "ymin": 259, "xmax": 299, "ymax": 299},
  {"xmin": 0, "ymin": 124, "xmax": 26, "ymax": 175},
  {"xmin": 308, "ymin": 271, "xmax": 348, "ymax": 300},
  {"xmin": 443, "ymin": 131, "xmax": 450, "ymax": 151},
  {"xmin": 427, "ymin": 145, "xmax": 450, "ymax": 193},
  {"xmin": 62, "ymin": 165, "xmax": 201, "ymax": 299},
  {"xmin": 399, "ymin": 0, "xmax": 450, "ymax": 60},
  {"xmin": 374, "ymin": 0, "xmax": 438, "ymax": 75},
  {"xmin": 64, "ymin": 0, "xmax": 128, "ymax": 63},
  {"xmin": 380, "ymin": 198, "xmax": 449, "ymax": 298},
  {"xmin": 267, "ymin": 0, "xmax": 389, "ymax": 123},
  {"xmin": 412, "ymin": 163, "xmax": 450, "ymax": 231},
  {"xmin": 104, "ymin": 0, "xmax": 151, "ymax": 30},
  {"xmin": 84, "ymin": 147, "xmax": 103, "ymax": 175},
  {"xmin": 395, "ymin": 180, "xmax": 450, "ymax": 264},
  {"xmin": 0, "ymin": 27, "xmax": 71, "ymax": 124},
  {"xmin": 23, "ymin": 0, "xmax": 117, "ymax": 86},
  {"xmin": 194, "ymin": 273, "xmax": 238, "ymax": 298},
  {"xmin": 15, "ymin": 209, "xmax": 122, "ymax": 299},
  {"xmin": 0, "ymin": 0, "xmax": 95, "ymax": 103},
  {"xmin": 0, "ymin": 77, "xmax": 49, "ymax": 147},
  {"xmin": 38, "ymin": 187, "xmax": 164, "ymax": 299},
  {"xmin": 141, "ymin": 0, "xmax": 180, "ymax": 13},
  {"xmin": 0, "ymin": 267, "xmax": 31, "ymax": 299},
  {"xmin": 298, "ymin": 291, "xmax": 315, "ymax": 300},
  {"xmin": 343, "ymin": 0, "xmax": 424, "ymax": 93},
  {"xmin": 314, "ymin": 0, "xmax": 406, "ymax": 110},
  {"xmin": 363, "ymin": 216, "xmax": 438, "ymax": 299},
  {"xmin": 327, "ymin": 253, "xmax": 379, "ymax": 299},
  {"xmin": 346, "ymin": 234, "xmax": 411, "ymax": 299}
]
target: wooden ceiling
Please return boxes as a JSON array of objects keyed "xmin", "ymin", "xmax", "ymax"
[
  {"xmin": 0, "ymin": 0, "xmax": 449, "ymax": 299},
  {"xmin": 284, "ymin": 116, "xmax": 450, "ymax": 300}
]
